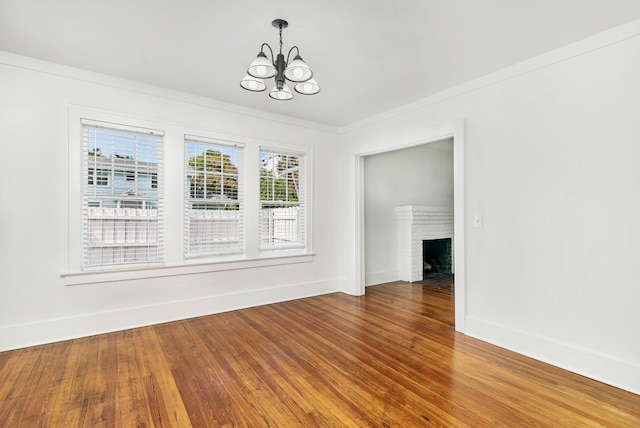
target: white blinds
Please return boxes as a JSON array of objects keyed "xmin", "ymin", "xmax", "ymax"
[
  {"xmin": 184, "ymin": 136, "xmax": 244, "ymax": 257},
  {"xmin": 259, "ymin": 150, "xmax": 306, "ymax": 251},
  {"xmin": 81, "ymin": 120, "xmax": 164, "ymax": 268}
]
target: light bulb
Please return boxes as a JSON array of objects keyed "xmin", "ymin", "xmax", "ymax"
[
  {"xmin": 293, "ymin": 68, "xmax": 304, "ymax": 79},
  {"xmin": 240, "ymin": 74, "xmax": 266, "ymax": 92},
  {"xmin": 293, "ymin": 78, "xmax": 319, "ymax": 95},
  {"xmin": 247, "ymin": 52, "xmax": 276, "ymax": 79},
  {"xmin": 269, "ymin": 83, "xmax": 293, "ymax": 100}
]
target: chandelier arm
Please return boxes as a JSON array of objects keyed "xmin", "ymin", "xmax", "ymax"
[
  {"xmin": 243, "ymin": 19, "xmax": 315, "ymax": 101},
  {"xmin": 261, "ymin": 43, "xmax": 275, "ymax": 65},
  {"xmin": 285, "ymin": 46, "xmax": 300, "ymax": 66}
]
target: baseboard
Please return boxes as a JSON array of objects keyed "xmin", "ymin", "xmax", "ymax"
[
  {"xmin": 465, "ymin": 316, "xmax": 640, "ymax": 395},
  {"xmin": 365, "ymin": 270, "xmax": 399, "ymax": 287},
  {"xmin": 0, "ymin": 279, "xmax": 340, "ymax": 352}
]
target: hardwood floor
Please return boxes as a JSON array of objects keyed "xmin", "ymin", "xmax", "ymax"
[{"xmin": 1, "ymin": 278, "xmax": 638, "ymax": 427}]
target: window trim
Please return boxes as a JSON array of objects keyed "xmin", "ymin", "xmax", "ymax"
[
  {"xmin": 81, "ymin": 118, "xmax": 164, "ymax": 270},
  {"xmin": 61, "ymin": 252, "xmax": 315, "ymax": 285},
  {"xmin": 184, "ymin": 135, "xmax": 245, "ymax": 259},
  {"xmin": 64, "ymin": 106, "xmax": 314, "ymax": 284},
  {"xmin": 259, "ymin": 146, "xmax": 311, "ymax": 254}
]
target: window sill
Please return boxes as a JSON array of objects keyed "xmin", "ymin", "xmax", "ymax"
[{"xmin": 61, "ymin": 253, "xmax": 315, "ymax": 286}]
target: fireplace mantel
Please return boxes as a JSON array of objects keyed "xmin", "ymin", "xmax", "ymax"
[{"xmin": 394, "ymin": 206, "xmax": 454, "ymax": 282}]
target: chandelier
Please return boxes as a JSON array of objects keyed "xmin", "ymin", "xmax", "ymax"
[{"xmin": 240, "ymin": 19, "xmax": 320, "ymax": 100}]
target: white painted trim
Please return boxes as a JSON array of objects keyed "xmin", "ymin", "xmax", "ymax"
[
  {"xmin": 355, "ymin": 119, "xmax": 466, "ymax": 332},
  {"xmin": 466, "ymin": 316, "xmax": 640, "ymax": 395},
  {"xmin": 452, "ymin": 120, "xmax": 466, "ymax": 333},
  {"xmin": 355, "ymin": 155, "xmax": 366, "ymax": 295},
  {"xmin": 66, "ymin": 105, "xmax": 317, "ymax": 284},
  {"xmin": 61, "ymin": 253, "xmax": 315, "ymax": 286},
  {"xmin": 257, "ymin": 143, "xmax": 314, "ymax": 256},
  {"xmin": 340, "ymin": 19, "xmax": 640, "ymax": 134},
  {"xmin": 0, "ymin": 50, "xmax": 338, "ymax": 134},
  {"xmin": 365, "ymin": 270, "xmax": 399, "ymax": 287},
  {"xmin": 0, "ymin": 278, "xmax": 340, "ymax": 352}
]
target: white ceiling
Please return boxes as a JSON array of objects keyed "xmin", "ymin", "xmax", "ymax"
[{"xmin": 2, "ymin": 0, "xmax": 640, "ymax": 127}]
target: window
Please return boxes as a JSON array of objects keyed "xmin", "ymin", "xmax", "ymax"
[
  {"xmin": 259, "ymin": 149, "xmax": 306, "ymax": 250},
  {"xmin": 88, "ymin": 168, "xmax": 109, "ymax": 186},
  {"xmin": 185, "ymin": 136, "xmax": 244, "ymax": 257},
  {"xmin": 67, "ymin": 108, "xmax": 315, "ymax": 284},
  {"xmin": 82, "ymin": 119, "xmax": 164, "ymax": 269}
]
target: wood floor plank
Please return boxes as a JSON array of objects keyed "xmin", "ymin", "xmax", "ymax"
[
  {"xmin": 230, "ymin": 310, "xmax": 361, "ymax": 426},
  {"xmin": 21, "ymin": 341, "xmax": 74, "ymax": 427},
  {"xmin": 157, "ymin": 319, "xmax": 261, "ymax": 427},
  {"xmin": 131, "ymin": 326, "xmax": 192, "ymax": 427},
  {"xmin": 254, "ymin": 301, "xmax": 477, "ymax": 427},
  {"xmin": 235, "ymin": 307, "xmax": 417, "ymax": 427},
  {"xmin": 0, "ymin": 278, "xmax": 638, "ymax": 427}
]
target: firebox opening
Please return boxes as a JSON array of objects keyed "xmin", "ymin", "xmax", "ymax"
[{"xmin": 423, "ymin": 238, "xmax": 452, "ymax": 279}]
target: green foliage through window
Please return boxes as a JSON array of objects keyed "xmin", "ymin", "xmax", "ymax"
[
  {"xmin": 187, "ymin": 149, "xmax": 239, "ymax": 200},
  {"xmin": 260, "ymin": 152, "xmax": 300, "ymax": 203}
]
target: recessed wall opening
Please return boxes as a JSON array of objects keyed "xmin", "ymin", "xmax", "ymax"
[
  {"xmin": 356, "ymin": 120, "xmax": 465, "ymax": 332},
  {"xmin": 423, "ymin": 238, "xmax": 452, "ymax": 279}
]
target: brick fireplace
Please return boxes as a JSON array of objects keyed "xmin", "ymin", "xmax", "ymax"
[{"xmin": 394, "ymin": 206, "xmax": 454, "ymax": 282}]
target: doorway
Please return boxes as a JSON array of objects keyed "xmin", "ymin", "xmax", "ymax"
[
  {"xmin": 354, "ymin": 120, "xmax": 466, "ymax": 332},
  {"xmin": 363, "ymin": 139, "xmax": 453, "ymax": 284}
]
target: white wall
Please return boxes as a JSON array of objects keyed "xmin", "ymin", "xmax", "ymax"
[
  {"xmin": 364, "ymin": 140, "xmax": 453, "ymax": 285},
  {"xmin": 339, "ymin": 21, "xmax": 640, "ymax": 394},
  {"xmin": 0, "ymin": 53, "xmax": 341, "ymax": 351},
  {"xmin": 3, "ymin": 18, "xmax": 640, "ymax": 396}
]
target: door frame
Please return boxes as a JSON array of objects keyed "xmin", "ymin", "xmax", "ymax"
[{"xmin": 354, "ymin": 119, "xmax": 466, "ymax": 332}]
